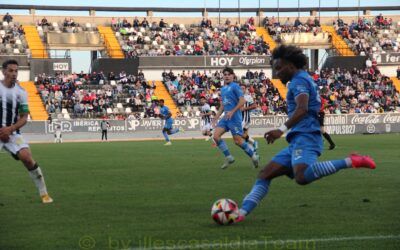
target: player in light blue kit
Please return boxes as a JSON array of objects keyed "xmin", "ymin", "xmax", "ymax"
[
  {"xmin": 159, "ymin": 99, "xmax": 180, "ymax": 145},
  {"xmin": 212, "ymin": 67, "xmax": 259, "ymax": 169},
  {"xmin": 235, "ymin": 45, "xmax": 376, "ymax": 223}
]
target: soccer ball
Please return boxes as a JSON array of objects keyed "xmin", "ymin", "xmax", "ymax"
[{"xmin": 211, "ymin": 198, "xmax": 239, "ymax": 225}]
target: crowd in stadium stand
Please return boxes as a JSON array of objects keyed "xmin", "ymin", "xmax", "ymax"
[
  {"xmin": 37, "ymin": 17, "xmax": 98, "ymax": 33},
  {"xmin": 162, "ymin": 70, "xmax": 287, "ymax": 116},
  {"xmin": 163, "ymin": 67, "xmax": 400, "ymax": 117},
  {"xmin": 312, "ymin": 66, "xmax": 399, "ymax": 114},
  {"xmin": 335, "ymin": 14, "xmax": 399, "ymax": 56},
  {"xmin": 1, "ymin": 13, "xmax": 27, "ymax": 55},
  {"xmin": 111, "ymin": 17, "xmax": 270, "ymax": 58},
  {"xmin": 264, "ymin": 16, "xmax": 322, "ymax": 35},
  {"xmin": 35, "ymin": 64, "xmax": 399, "ymax": 120},
  {"xmin": 34, "ymin": 71, "xmax": 158, "ymax": 120}
]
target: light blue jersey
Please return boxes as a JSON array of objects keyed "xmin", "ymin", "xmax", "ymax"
[
  {"xmin": 286, "ymin": 70, "xmax": 321, "ymax": 141},
  {"xmin": 217, "ymin": 82, "xmax": 244, "ymax": 135},
  {"xmin": 160, "ymin": 105, "xmax": 173, "ymax": 130},
  {"xmin": 272, "ymin": 70, "xmax": 323, "ymax": 174}
]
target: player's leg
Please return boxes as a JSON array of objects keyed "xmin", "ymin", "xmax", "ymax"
[
  {"xmin": 292, "ymin": 134, "xmax": 374, "ymax": 185},
  {"xmin": 162, "ymin": 128, "xmax": 172, "ymax": 145},
  {"xmin": 213, "ymin": 125, "xmax": 234, "ymax": 169},
  {"xmin": 237, "ymin": 148, "xmax": 292, "ymax": 222},
  {"xmin": 105, "ymin": 130, "xmax": 108, "ymax": 141},
  {"xmin": 230, "ymin": 122, "xmax": 259, "ymax": 168},
  {"xmin": 5, "ymin": 136, "xmax": 53, "ymax": 203},
  {"xmin": 321, "ymin": 126, "xmax": 336, "ymax": 150},
  {"xmin": 242, "ymin": 124, "xmax": 257, "ymax": 146},
  {"xmin": 54, "ymin": 134, "xmax": 57, "ymax": 143},
  {"xmin": 101, "ymin": 130, "xmax": 105, "ymax": 141}
]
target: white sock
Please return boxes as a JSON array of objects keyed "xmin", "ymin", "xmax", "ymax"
[
  {"xmin": 248, "ymin": 137, "xmax": 255, "ymax": 144},
  {"xmin": 239, "ymin": 208, "xmax": 248, "ymax": 216},
  {"xmin": 345, "ymin": 157, "xmax": 352, "ymax": 168},
  {"xmin": 28, "ymin": 166, "xmax": 48, "ymax": 196}
]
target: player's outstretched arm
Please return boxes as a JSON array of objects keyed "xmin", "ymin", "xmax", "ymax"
[{"xmin": 265, "ymin": 93, "xmax": 308, "ymax": 144}]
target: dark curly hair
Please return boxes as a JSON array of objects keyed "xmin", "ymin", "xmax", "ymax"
[
  {"xmin": 272, "ymin": 45, "xmax": 307, "ymax": 69},
  {"xmin": 2, "ymin": 59, "xmax": 18, "ymax": 69}
]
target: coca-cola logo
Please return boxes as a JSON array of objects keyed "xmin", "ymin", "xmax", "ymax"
[
  {"xmin": 350, "ymin": 115, "xmax": 380, "ymax": 125},
  {"xmin": 383, "ymin": 114, "xmax": 400, "ymax": 124}
]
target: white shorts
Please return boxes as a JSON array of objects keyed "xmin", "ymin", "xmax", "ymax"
[
  {"xmin": 55, "ymin": 131, "xmax": 62, "ymax": 139},
  {"xmin": 201, "ymin": 123, "xmax": 212, "ymax": 132},
  {"xmin": 242, "ymin": 120, "xmax": 251, "ymax": 130},
  {"xmin": 0, "ymin": 134, "xmax": 29, "ymax": 156}
]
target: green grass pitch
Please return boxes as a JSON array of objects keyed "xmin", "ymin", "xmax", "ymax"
[{"xmin": 1, "ymin": 134, "xmax": 399, "ymax": 249}]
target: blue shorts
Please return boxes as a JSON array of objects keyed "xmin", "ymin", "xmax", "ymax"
[
  {"xmin": 272, "ymin": 133, "xmax": 323, "ymax": 177},
  {"xmin": 164, "ymin": 118, "xmax": 174, "ymax": 130},
  {"xmin": 217, "ymin": 118, "xmax": 243, "ymax": 136}
]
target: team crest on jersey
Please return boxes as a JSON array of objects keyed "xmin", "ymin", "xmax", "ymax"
[{"xmin": 294, "ymin": 149, "xmax": 303, "ymax": 160}]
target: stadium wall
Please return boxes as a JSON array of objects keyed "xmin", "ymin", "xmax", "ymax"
[
  {"xmin": 142, "ymin": 68, "xmax": 273, "ymax": 81},
  {"xmin": 21, "ymin": 113, "xmax": 400, "ymax": 135},
  {"xmin": 377, "ymin": 66, "xmax": 398, "ymax": 77},
  {"xmin": 29, "ymin": 58, "xmax": 72, "ymax": 79},
  {"xmin": 0, "ymin": 70, "xmax": 30, "ymax": 82}
]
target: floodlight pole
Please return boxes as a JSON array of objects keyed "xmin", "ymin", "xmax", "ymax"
[
  {"xmin": 218, "ymin": 0, "xmax": 221, "ymax": 25},
  {"xmin": 319, "ymin": 0, "xmax": 321, "ymax": 22},
  {"xmin": 298, "ymin": 0, "xmax": 300, "ymax": 18},
  {"xmin": 258, "ymin": 0, "xmax": 261, "ymax": 27},
  {"xmin": 278, "ymin": 0, "xmax": 280, "ymax": 23},
  {"xmin": 238, "ymin": 0, "xmax": 241, "ymax": 25}
]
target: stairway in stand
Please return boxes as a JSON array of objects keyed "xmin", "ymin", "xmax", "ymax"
[
  {"xmin": 255, "ymin": 27, "xmax": 277, "ymax": 51},
  {"xmin": 97, "ymin": 26, "xmax": 124, "ymax": 58},
  {"xmin": 151, "ymin": 81, "xmax": 179, "ymax": 117},
  {"xmin": 19, "ymin": 82, "xmax": 48, "ymax": 120},
  {"xmin": 271, "ymin": 79, "xmax": 287, "ymax": 100},
  {"xmin": 321, "ymin": 25, "xmax": 355, "ymax": 56},
  {"xmin": 390, "ymin": 77, "xmax": 400, "ymax": 92},
  {"xmin": 22, "ymin": 25, "xmax": 48, "ymax": 58}
]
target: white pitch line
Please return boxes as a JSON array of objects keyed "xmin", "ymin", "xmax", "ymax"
[{"xmin": 129, "ymin": 234, "xmax": 400, "ymax": 250}]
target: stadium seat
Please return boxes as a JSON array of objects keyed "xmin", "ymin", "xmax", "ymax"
[
  {"xmin": 116, "ymin": 103, "xmax": 123, "ymax": 109},
  {"xmin": 110, "ymin": 80, "xmax": 116, "ymax": 86},
  {"xmin": 125, "ymin": 107, "xmax": 132, "ymax": 114},
  {"xmin": 195, "ymin": 111, "xmax": 200, "ymax": 116},
  {"xmin": 183, "ymin": 111, "xmax": 188, "ymax": 117},
  {"xmin": 61, "ymin": 108, "xmax": 68, "ymax": 114},
  {"xmin": 63, "ymin": 113, "xmax": 71, "ymax": 119},
  {"xmin": 13, "ymin": 48, "xmax": 20, "ymax": 54},
  {"xmin": 106, "ymin": 108, "xmax": 113, "ymax": 114}
]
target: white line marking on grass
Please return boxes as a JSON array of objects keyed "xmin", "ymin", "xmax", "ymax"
[{"xmin": 129, "ymin": 235, "xmax": 400, "ymax": 250}]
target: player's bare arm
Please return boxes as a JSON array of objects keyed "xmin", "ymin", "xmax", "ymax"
[
  {"xmin": 0, "ymin": 111, "xmax": 28, "ymax": 142},
  {"xmin": 212, "ymin": 104, "xmax": 224, "ymax": 127},
  {"xmin": 265, "ymin": 93, "xmax": 308, "ymax": 144}
]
